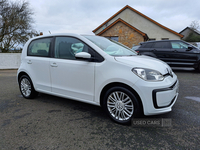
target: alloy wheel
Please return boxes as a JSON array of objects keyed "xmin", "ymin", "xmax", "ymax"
[
  {"xmin": 107, "ymin": 91, "xmax": 134, "ymax": 121},
  {"xmin": 20, "ymin": 78, "xmax": 32, "ymax": 97}
]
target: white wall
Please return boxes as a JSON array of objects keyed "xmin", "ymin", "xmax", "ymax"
[{"xmin": 0, "ymin": 53, "xmax": 21, "ymax": 69}]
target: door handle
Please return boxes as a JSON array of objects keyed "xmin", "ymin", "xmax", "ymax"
[
  {"xmin": 173, "ymin": 50, "xmax": 178, "ymax": 52},
  {"xmin": 27, "ymin": 60, "xmax": 32, "ymax": 64},
  {"xmin": 50, "ymin": 62, "xmax": 58, "ymax": 67},
  {"xmin": 152, "ymin": 49, "xmax": 157, "ymax": 52}
]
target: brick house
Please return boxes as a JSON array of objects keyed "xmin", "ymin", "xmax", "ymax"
[{"xmin": 93, "ymin": 5, "xmax": 183, "ymax": 48}]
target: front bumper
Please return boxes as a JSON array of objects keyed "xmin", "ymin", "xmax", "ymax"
[
  {"xmin": 152, "ymin": 80, "xmax": 179, "ymax": 108},
  {"xmin": 132, "ymin": 73, "xmax": 179, "ymax": 116}
]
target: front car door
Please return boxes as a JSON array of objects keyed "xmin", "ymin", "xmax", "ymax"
[
  {"xmin": 50, "ymin": 36, "xmax": 95, "ymax": 102},
  {"xmin": 169, "ymin": 41, "xmax": 198, "ymax": 67}
]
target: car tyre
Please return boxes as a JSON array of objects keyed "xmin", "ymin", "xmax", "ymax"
[
  {"xmin": 19, "ymin": 75, "xmax": 38, "ymax": 99},
  {"xmin": 103, "ymin": 86, "xmax": 142, "ymax": 124},
  {"xmin": 194, "ymin": 63, "xmax": 200, "ymax": 72}
]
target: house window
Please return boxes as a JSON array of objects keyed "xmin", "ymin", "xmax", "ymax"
[
  {"xmin": 149, "ymin": 38, "xmax": 156, "ymax": 41},
  {"xmin": 162, "ymin": 38, "xmax": 169, "ymax": 40},
  {"xmin": 105, "ymin": 36, "xmax": 119, "ymax": 42}
]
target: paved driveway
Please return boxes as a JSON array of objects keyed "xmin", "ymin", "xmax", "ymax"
[{"xmin": 0, "ymin": 69, "xmax": 200, "ymax": 149}]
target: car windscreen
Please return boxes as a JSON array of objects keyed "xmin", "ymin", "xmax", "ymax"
[{"xmin": 83, "ymin": 35, "xmax": 137, "ymax": 56}]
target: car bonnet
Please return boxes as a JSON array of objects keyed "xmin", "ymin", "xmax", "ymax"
[{"xmin": 114, "ymin": 55, "xmax": 172, "ymax": 75}]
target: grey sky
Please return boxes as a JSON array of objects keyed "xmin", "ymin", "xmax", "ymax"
[{"xmin": 26, "ymin": 0, "xmax": 200, "ymax": 35}]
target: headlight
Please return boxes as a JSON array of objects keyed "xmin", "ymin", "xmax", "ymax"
[{"xmin": 132, "ymin": 68, "xmax": 164, "ymax": 81}]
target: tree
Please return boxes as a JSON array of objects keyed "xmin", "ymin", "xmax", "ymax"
[
  {"xmin": 190, "ymin": 20, "xmax": 199, "ymax": 32},
  {"xmin": 184, "ymin": 32, "xmax": 200, "ymax": 42},
  {"xmin": 184, "ymin": 20, "xmax": 200, "ymax": 42},
  {"xmin": 0, "ymin": 0, "xmax": 37, "ymax": 52}
]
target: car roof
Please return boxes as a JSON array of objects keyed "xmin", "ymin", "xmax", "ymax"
[
  {"xmin": 30, "ymin": 33, "xmax": 82, "ymax": 39},
  {"xmin": 140, "ymin": 40, "xmax": 184, "ymax": 45}
]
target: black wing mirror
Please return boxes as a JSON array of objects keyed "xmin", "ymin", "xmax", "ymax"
[{"xmin": 186, "ymin": 46, "xmax": 193, "ymax": 51}]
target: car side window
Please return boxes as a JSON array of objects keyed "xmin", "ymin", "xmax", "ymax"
[
  {"xmin": 171, "ymin": 41, "xmax": 188, "ymax": 49},
  {"xmin": 153, "ymin": 42, "xmax": 170, "ymax": 49},
  {"xmin": 54, "ymin": 37, "xmax": 90, "ymax": 60},
  {"xmin": 143, "ymin": 42, "xmax": 154, "ymax": 48},
  {"xmin": 27, "ymin": 38, "xmax": 52, "ymax": 57}
]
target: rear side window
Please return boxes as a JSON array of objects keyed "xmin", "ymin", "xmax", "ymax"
[
  {"xmin": 27, "ymin": 38, "xmax": 52, "ymax": 57},
  {"xmin": 153, "ymin": 42, "xmax": 170, "ymax": 49},
  {"xmin": 142, "ymin": 42, "xmax": 154, "ymax": 48}
]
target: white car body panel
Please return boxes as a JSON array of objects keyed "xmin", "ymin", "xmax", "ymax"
[
  {"xmin": 24, "ymin": 57, "xmax": 51, "ymax": 92},
  {"xmin": 50, "ymin": 58, "xmax": 95, "ymax": 101}
]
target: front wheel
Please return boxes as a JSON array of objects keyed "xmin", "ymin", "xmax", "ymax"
[
  {"xmin": 194, "ymin": 64, "xmax": 200, "ymax": 72},
  {"xmin": 19, "ymin": 75, "xmax": 38, "ymax": 99},
  {"xmin": 103, "ymin": 86, "xmax": 142, "ymax": 124}
]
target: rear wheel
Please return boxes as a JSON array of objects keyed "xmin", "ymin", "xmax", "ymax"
[
  {"xmin": 103, "ymin": 86, "xmax": 142, "ymax": 124},
  {"xmin": 19, "ymin": 75, "xmax": 38, "ymax": 99}
]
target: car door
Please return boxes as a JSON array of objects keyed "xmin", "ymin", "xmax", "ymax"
[
  {"xmin": 50, "ymin": 36, "xmax": 95, "ymax": 102},
  {"xmin": 169, "ymin": 41, "xmax": 198, "ymax": 67},
  {"xmin": 26, "ymin": 37, "xmax": 53, "ymax": 92},
  {"xmin": 151, "ymin": 41, "xmax": 171, "ymax": 64},
  {"xmin": 137, "ymin": 42, "xmax": 154, "ymax": 56}
]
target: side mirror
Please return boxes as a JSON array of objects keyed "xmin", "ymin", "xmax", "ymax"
[
  {"xmin": 75, "ymin": 52, "xmax": 91, "ymax": 59},
  {"xmin": 186, "ymin": 46, "xmax": 193, "ymax": 51}
]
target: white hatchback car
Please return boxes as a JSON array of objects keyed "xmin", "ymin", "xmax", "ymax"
[{"xmin": 17, "ymin": 33, "xmax": 179, "ymax": 124}]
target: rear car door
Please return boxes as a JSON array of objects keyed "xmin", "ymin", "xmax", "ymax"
[
  {"xmin": 137, "ymin": 42, "xmax": 154, "ymax": 56},
  {"xmin": 151, "ymin": 41, "xmax": 172, "ymax": 63},
  {"xmin": 169, "ymin": 41, "xmax": 198, "ymax": 67},
  {"xmin": 26, "ymin": 37, "xmax": 53, "ymax": 92}
]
